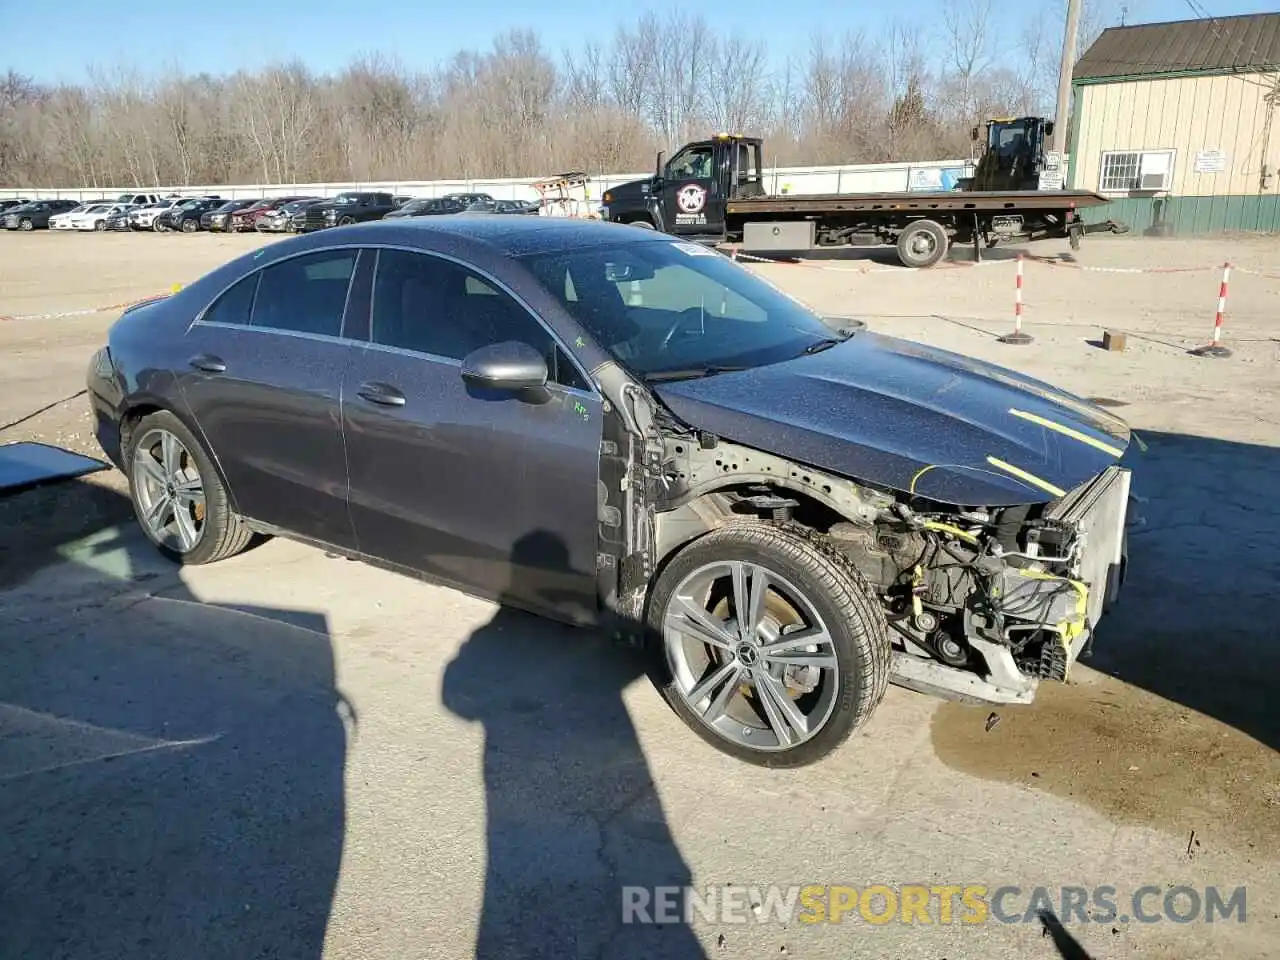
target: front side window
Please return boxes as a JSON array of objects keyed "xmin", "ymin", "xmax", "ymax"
[
  {"xmin": 519, "ymin": 240, "xmax": 839, "ymax": 379},
  {"xmin": 667, "ymin": 145, "xmax": 714, "ymax": 181},
  {"xmin": 368, "ymin": 249, "xmax": 587, "ymax": 389},
  {"xmin": 249, "ymin": 250, "xmax": 357, "ymax": 337}
]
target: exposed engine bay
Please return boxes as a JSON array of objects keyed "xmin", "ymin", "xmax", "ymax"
[{"xmin": 642, "ymin": 426, "xmax": 1130, "ymax": 706}]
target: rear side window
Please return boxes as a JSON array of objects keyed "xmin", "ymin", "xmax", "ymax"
[
  {"xmin": 203, "ymin": 273, "xmax": 259, "ymax": 327},
  {"xmin": 251, "ymin": 250, "xmax": 357, "ymax": 337}
]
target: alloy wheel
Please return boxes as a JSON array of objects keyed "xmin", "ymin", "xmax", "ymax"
[
  {"xmin": 662, "ymin": 560, "xmax": 840, "ymax": 752},
  {"xmin": 131, "ymin": 428, "xmax": 207, "ymax": 553}
]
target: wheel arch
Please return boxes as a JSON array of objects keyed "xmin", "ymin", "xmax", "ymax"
[
  {"xmin": 654, "ymin": 480, "xmax": 868, "ymax": 568},
  {"xmin": 119, "ymin": 398, "xmax": 241, "ymax": 514}
]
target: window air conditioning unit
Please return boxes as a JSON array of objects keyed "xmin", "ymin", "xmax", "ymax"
[{"xmin": 1138, "ymin": 152, "xmax": 1173, "ymax": 191}]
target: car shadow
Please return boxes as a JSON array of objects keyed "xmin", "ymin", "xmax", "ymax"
[
  {"xmin": 0, "ymin": 481, "xmax": 348, "ymax": 959},
  {"xmin": 1091, "ymin": 429, "xmax": 1280, "ymax": 752},
  {"xmin": 441, "ymin": 530, "xmax": 707, "ymax": 960}
]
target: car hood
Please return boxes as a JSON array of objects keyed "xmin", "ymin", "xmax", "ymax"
[
  {"xmin": 606, "ymin": 177, "xmax": 655, "ymax": 201},
  {"xmin": 651, "ymin": 332, "xmax": 1131, "ymax": 506}
]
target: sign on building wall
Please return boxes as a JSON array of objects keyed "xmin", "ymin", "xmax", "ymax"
[{"xmin": 1193, "ymin": 149, "xmax": 1228, "ymax": 174}]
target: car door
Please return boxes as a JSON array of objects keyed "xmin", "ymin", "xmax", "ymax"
[
  {"xmin": 178, "ymin": 247, "xmax": 364, "ymax": 551},
  {"xmin": 661, "ymin": 141, "xmax": 718, "ymax": 235},
  {"xmin": 341, "ymin": 246, "xmax": 603, "ymax": 624}
]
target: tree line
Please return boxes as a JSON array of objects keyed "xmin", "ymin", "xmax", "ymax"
[{"xmin": 0, "ymin": 2, "xmax": 1113, "ymax": 188}]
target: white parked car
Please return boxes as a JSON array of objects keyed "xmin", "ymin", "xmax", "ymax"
[
  {"xmin": 129, "ymin": 200, "xmax": 177, "ymax": 231},
  {"xmin": 50, "ymin": 203, "xmax": 101, "ymax": 230},
  {"xmin": 67, "ymin": 203, "xmax": 134, "ymax": 232}
]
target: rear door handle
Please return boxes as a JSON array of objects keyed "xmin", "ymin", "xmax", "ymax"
[
  {"xmin": 356, "ymin": 381, "xmax": 406, "ymax": 407},
  {"xmin": 189, "ymin": 353, "xmax": 226, "ymax": 373}
]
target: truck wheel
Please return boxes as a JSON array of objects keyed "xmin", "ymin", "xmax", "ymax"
[
  {"xmin": 896, "ymin": 219, "xmax": 949, "ymax": 268},
  {"xmin": 627, "ymin": 219, "xmax": 656, "ymax": 230},
  {"xmin": 647, "ymin": 520, "xmax": 890, "ymax": 768}
]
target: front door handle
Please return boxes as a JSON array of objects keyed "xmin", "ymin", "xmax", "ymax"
[
  {"xmin": 356, "ymin": 381, "xmax": 406, "ymax": 407},
  {"xmin": 189, "ymin": 353, "xmax": 226, "ymax": 373}
]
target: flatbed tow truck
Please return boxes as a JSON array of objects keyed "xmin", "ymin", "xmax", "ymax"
[{"xmin": 600, "ymin": 119, "xmax": 1129, "ymax": 268}]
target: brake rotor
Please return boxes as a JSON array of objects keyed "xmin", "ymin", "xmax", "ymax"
[{"xmin": 710, "ymin": 589, "xmax": 813, "ymax": 699}]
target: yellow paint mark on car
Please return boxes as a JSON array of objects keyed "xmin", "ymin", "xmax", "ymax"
[{"xmin": 1007, "ymin": 408, "xmax": 1124, "ymax": 458}]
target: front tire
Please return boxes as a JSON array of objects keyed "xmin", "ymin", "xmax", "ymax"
[
  {"xmin": 181, "ymin": 218, "xmax": 198, "ymax": 233},
  {"xmin": 18, "ymin": 218, "xmax": 33, "ymax": 231},
  {"xmin": 125, "ymin": 410, "xmax": 253, "ymax": 565},
  {"xmin": 896, "ymin": 219, "xmax": 949, "ymax": 268},
  {"xmin": 94, "ymin": 219, "xmax": 107, "ymax": 232},
  {"xmin": 647, "ymin": 521, "xmax": 890, "ymax": 768}
]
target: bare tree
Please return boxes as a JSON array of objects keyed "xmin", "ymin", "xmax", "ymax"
[{"xmin": 0, "ymin": 14, "xmax": 1077, "ymax": 189}]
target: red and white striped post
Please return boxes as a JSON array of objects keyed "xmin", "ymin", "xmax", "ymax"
[
  {"xmin": 1191, "ymin": 261, "xmax": 1232, "ymax": 358},
  {"xmin": 999, "ymin": 254, "xmax": 1033, "ymax": 344}
]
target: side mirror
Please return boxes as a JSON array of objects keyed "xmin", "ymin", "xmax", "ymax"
[{"xmin": 460, "ymin": 341, "xmax": 548, "ymax": 394}]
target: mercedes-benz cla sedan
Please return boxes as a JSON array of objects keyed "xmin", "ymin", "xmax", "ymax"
[{"xmin": 87, "ymin": 217, "xmax": 1133, "ymax": 767}]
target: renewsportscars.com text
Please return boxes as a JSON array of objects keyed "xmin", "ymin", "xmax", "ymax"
[{"xmin": 622, "ymin": 884, "xmax": 1247, "ymax": 926}]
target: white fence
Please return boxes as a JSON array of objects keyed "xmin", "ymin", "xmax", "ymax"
[{"xmin": 0, "ymin": 158, "xmax": 975, "ymax": 204}]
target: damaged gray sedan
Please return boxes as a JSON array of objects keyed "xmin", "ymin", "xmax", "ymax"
[{"xmin": 87, "ymin": 217, "xmax": 1131, "ymax": 767}]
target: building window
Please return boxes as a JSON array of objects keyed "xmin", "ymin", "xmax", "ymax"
[{"xmin": 1099, "ymin": 150, "xmax": 1175, "ymax": 192}]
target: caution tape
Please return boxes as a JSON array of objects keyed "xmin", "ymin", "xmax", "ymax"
[
  {"xmin": 732, "ymin": 247, "xmax": 1280, "ymax": 279},
  {"xmin": 0, "ymin": 285, "xmax": 180, "ymax": 322}
]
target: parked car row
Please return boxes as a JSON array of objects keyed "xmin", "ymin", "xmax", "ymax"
[{"xmin": 0, "ymin": 190, "xmax": 543, "ymax": 233}]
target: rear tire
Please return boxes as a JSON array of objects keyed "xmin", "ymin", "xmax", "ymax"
[
  {"xmin": 646, "ymin": 520, "xmax": 890, "ymax": 768},
  {"xmin": 125, "ymin": 410, "xmax": 253, "ymax": 566},
  {"xmin": 627, "ymin": 219, "xmax": 656, "ymax": 230},
  {"xmin": 896, "ymin": 219, "xmax": 949, "ymax": 268}
]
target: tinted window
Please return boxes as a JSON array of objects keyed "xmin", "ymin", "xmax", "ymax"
[
  {"xmin": 204, "ymin": 272, "xmax": 259, "ymax": 327},
  {"xmin": 369, "ymin": 249, "xmax": 587, "ymax": 389},
  {"xmin": 250, "ymin": 250, "xmax": 357, "ymax": 337}
]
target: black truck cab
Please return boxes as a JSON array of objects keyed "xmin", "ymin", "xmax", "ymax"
[{"xmin": 601, "ymin": 134, "xmax": 765, "ymax": 235}]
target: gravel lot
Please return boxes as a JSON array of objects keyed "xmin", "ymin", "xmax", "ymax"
[{"xmin": 1, "ymin": 228, "xmax": 1278, "ymax": 959}]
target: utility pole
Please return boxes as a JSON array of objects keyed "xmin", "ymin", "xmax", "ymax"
[{"xmin": 1052, "ymin": 0, "xmax": 1084, "ymax": 155}]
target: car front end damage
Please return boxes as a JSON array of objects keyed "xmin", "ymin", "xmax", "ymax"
[
  {"xmin": 647, "ymin": 432, "xmax": 1131, "ymax": 706},
  {"xmin": 588, "ymin": 344, "xmax": 1134, "ymax": 712}
]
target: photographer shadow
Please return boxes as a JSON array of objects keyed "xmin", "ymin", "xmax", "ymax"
[{"xmin": 441, "ymin": 530, "xmax": 706, "ymax": 959}]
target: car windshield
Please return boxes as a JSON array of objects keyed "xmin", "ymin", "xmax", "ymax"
[{"xmin": 518, "ymin": 240, "xmax": 844, "ymax": 378}]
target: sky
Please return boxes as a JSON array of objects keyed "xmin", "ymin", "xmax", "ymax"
[{"xmin": 2, "ymin": 0, "xmax": 1278, "ymax": 84}]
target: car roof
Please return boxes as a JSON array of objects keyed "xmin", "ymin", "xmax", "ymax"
[{"xmin": 316, "ymin": 215, "xmax": 670, "ymax": 258}]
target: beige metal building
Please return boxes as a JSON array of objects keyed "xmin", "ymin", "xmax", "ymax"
[{"xmin": 1071, "ymin": 13, "xmax": 1280, "ymax": 233}]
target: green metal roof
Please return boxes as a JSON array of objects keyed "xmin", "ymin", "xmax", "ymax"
[{"xmin": 1074, "ymin": 12, "xmax": 1280, "ymax": 81}]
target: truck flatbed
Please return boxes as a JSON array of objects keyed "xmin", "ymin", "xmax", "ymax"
[
  {"xmin": 726, "ymin": 189, "xmax": 1109, "ymax": 216},
  {"xmin": 599, "ymin": 132, "xmax": 1128, "ymax": 267}
]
